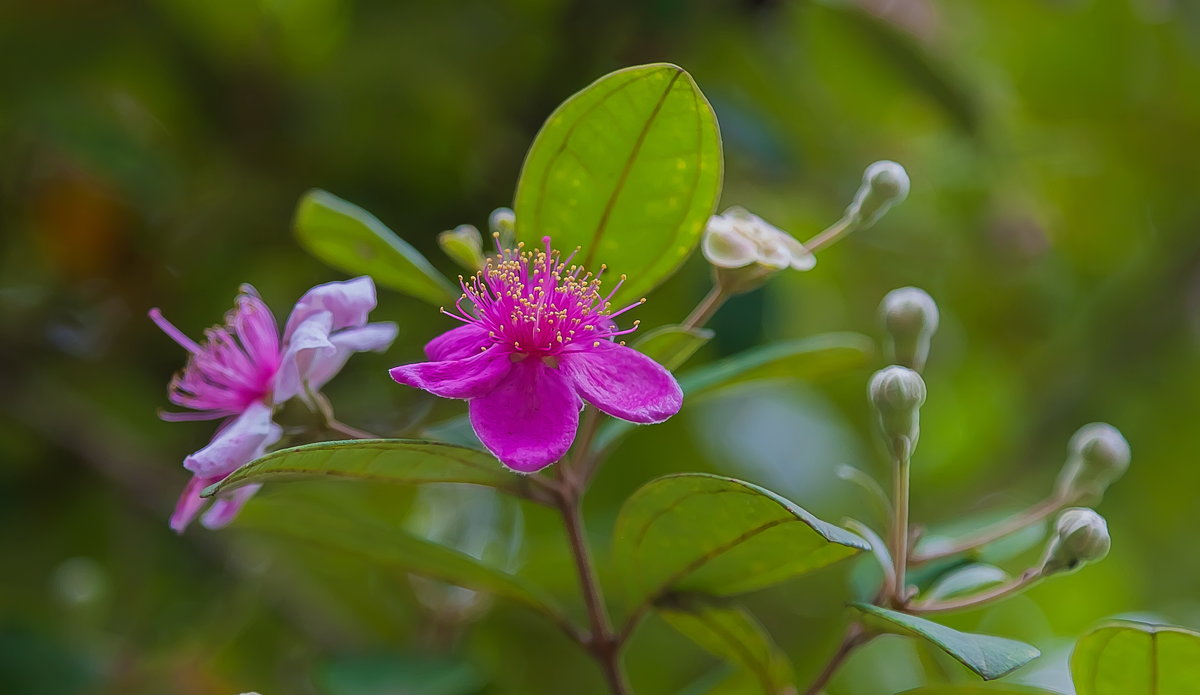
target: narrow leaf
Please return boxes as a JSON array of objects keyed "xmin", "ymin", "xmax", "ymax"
[
  {"xmin": 852, "ymin": 603, "xmax": 1040, "ymax": 680},
  {"xmin": 614, "ymin": 474, "xmax": 867, "ymax": 617},
  {"xmin": 633, "ymin": 324, "xmax": 714, "ymax": 371},
  {"xmin": 514, "ymin": 63, "xmax": 723, "ymax": 302},
  {"xmin": 293, "ymin": 189, "xmax": 457, "ymax": 305},
  {"xmin": 1071, "ymin": 621, "xmax": 1200, "ymax": 695}
]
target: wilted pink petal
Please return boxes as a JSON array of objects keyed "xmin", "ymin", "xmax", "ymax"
[
  {"xmin": 273, "ymin": 312, "xmax": 336, "ymax": 403},
  {"xmin": 302, "ymin": 322, "xmax": 400, "ymax": 393},
  {"xmin": 425, "ymin": 324, "xmax": 491, "ymax": 361},
  {"xmin": 468, "ymin": 360, "xmax": 580, "ymax": 472},
  {"xmin": 183, "ymin": 401, "xmax": 279, "ymax": 477},
  {"xmin": 390, "ymin": 348, "xmax": 512, "ymax": 399},
  {"xmin": 200, "ymin": 483, "xmax": 263, "ymax": 529},
  {"xmin": 170, "ymin": 475, "xmax": 217, "ymax": 534},
  {"xmin": 283, "ymin": 276, "xmax": 377, "ymax": 342},
  {"xmin": 560, "ymin": 341, "xmax": 683, "ymax": 424}
]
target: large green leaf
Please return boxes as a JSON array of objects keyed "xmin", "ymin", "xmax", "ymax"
[
  {"xmin": 1071, "ymin": 621, "xmax": 1200, "ymax": 695},
  {"xmin": 633, "ymin": 324, "xmax": 714, "ymax": 370},
  {"xmin": 593, "ymin": 332, "xmax": 873, "ymax": 454},
  {"xmin": 235, "ymin": 498, "xmax": 564, "ymax": 625},
  {"xmin": 293, "ymin": 189, "xmax": 457, "ymax": 305},
  {"xmin": 203, "ymin": 439, "xmax": 543, "ymax": 502},
  {"xmin": 852, "ymin": 603, "xmax": 1040, "ymax": 680},
  {"xmin": 613, "ymin": 474, "xmax": 867, "ymax": 616},
  {"xmin": 514, "ymin": 63, "xmax": 722, "ymax": 302},
  {"xmin": 897, "ymin": 687, "xmax": 1058, "ymax": 695},
  {"xmin": 659, "ymin": 595, "xmax": 794, "ymax": 695}
]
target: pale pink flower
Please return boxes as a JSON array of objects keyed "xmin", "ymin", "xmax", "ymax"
[
  {"xmin": 390, "ymin": 238, "xmax": 682, "ymax": 473},
  {"xmin": 151, "ymin": 277, "xmax": 397, "ymax": 531}
]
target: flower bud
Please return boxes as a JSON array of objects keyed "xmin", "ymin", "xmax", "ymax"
[
  {"xmin": 1039, "ymin": 508, "xmax": 1110, "ymax": 576},
  {"xmin": 702, "ymin": 207, "xmax": 815, "ymax": 294},
  {"xmin": 438, "ymin": 224, "xmax": 486, "ymax": 271},
  {"xmin": 489, "ymin": 207, "xmax": 516, "ymax": 249},
  {"xmin": 846, "ymin": 160, "xmax": 910, "ymax": 228},
  {"xmin": 1054, "ymin": 423, "xmax": 1131, "ymax": 504},
  {"xmin": 869, "ymin": 365, "xmax": 927, "ymax": 459},
  {"xmin": 880, "ymin": 287, "xmax": 939, "ymax": 372}
]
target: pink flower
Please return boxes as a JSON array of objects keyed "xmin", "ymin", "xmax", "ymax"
[
  {"xmin": 390, "ymin": 238, "xmax": 682, "ymax": 473},
  {"xmin": 151, "ymin": 277, "xmax": 398, "ymax": 532}
]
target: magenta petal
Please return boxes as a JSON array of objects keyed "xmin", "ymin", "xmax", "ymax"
[
  {"xmin": 425, "ymin": 324, "xmax": 492, "ymax": 361},
  {"xmin": 468, "ymin": 359, "xmax": 580, "ymax": 472},
  {"xmin": 283, "ymin": 276, "xmax": 377, "ymax": 341},
  {"xmin": 200, "ymin": 483, "xmax": 262, "ymax": 529},
  {"xmin": 390, "ymin": 348, "xmax": 513, "ymax": 399},
  {"xmin": 559, "ymin": 342, "xmax": 683, "ymax": 424},
  {"xmin": 183, "ymin": 401, "xmax": 280, "ymax": 477},
  {"xmin": 170, "ymin": 475, "xmax": 216, "ymax": 533}
]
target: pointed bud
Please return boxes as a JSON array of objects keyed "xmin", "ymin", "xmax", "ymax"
[
  {"xmin": 847, "ymin": 161, "xmax": 910, "ymax": 228},
  {"xmin": 880, "ymin": 287, "xmax": 940, "ymax": 372},
  {"xmin": 1039, "ymin": 508, "xmax": 1110, "ymax": 576},
  {"xmin": 489, "ymin": 207, "xmax": 516, "ymax": 249},
  {"xmin": 1054, "ymin": 423, "xmax": 1131, "ymax": 504},
  {"xmin": 869, "ymin": 366, "xmax": 927, "ymax": 459},
  {"xmin": 438, "ymin": 224, "xmax": 486, "ymax": 271}
]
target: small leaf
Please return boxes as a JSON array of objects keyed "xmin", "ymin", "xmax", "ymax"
[
  {"xmin": 204, "ymin": 439, "xmax": 542, "ymax": 502},
  {"xmin": 1071, "ymin": 620, "xmax": 1200, "ymax": 695},
  {"xmin": 633, "ymin": 324, "xmax": 714, "ymax": 370},
  {"xmin": 614, "ymin": 474, "xmax": 867, "ymax": 617},
  {"xmin": 851, "ymin": 603, "xmax": 1040, "ymax": 680},
  {"xmin": 235, "ymin": 498, "xmax": 564, "ymax": 624},
  {"xmin": 659, "ymin": 595, "xmax": 794, "ymax": 695},
  {"xmin": 514, "ymin": 63, "xmax": 723, "ymax": 303},
  {"xmin": 293, "ymin": 189, "xmax": 457, "ymax": 305},
  {"xmin": 897, "ymin": 686, "xmax": 1059, "ymax": 695},
  {"xmin": 923, "ymin": 564, "xmax": 1010, "ymax": 602}
]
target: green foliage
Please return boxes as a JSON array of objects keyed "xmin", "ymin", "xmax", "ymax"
[
  {"xmin": 897, "ymin": 687, "xmax": 1057, "ymax": 695},
  {"xmin": 514, "ymin": 63, "xmax": 723, "ymax": 303},
  {"xmin": 613, "ymin": 474, "xmax": 867, "ymax": 615},
  {"xmin": 1071, "ymin": 621, "xmax": 1200, "ymax": 695},
  {"xmin": 922, "ymin": 564, "xmax": 1009, "ymax": 602},
  {"xmin": 658, "ymin": 595, "xmax": 794, "ymax": 695},
  {"xmin": 851, "ymin": 603, "xmax": 1040, "ymax": 680},
  {"xmin": 293, "ymin": 189, "xmax": 457, "ymax": 305}
]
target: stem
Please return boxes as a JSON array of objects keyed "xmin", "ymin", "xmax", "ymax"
[
  {"xmin": 908, "ymin": 569, "xmax": 1043, "ymax": 614},
  {"xmin": 802, "ymin": 215, "xmax": 856, "ymax": 254},
  {"xmin": 572, "ymin": 407, "xmax": 606, "ymax": 488},
  {"xmin": 802, "ymin": 622, "xmax": 869, "ymax": 695},
  {"xmin": 681, "ymin": 284, "xmax": 728, "ymax": 330},
  {"xmin": 910, "ymin": 495, "xmax": 1064, "ymax": 565},
  {"xmin": 326, "ymin": 418, "xmax": 381, "ymax": 440},
  {"xmin": 890, "ymin": 444, "xmax": 912, "ymax": 605}
]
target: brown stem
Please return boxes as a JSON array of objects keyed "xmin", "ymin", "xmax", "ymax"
[
  {"xmin": 801, "ymin": 215, "xmax": 856, "ymax": 254},
  {"xmin": 907, "ymin": 568, "xmax": 1043, "ymax": 615},
  {"xmin": 803, "ymin": 622, "xmax": 869, "ymax": 695},
  {"xmin": 681, "ymin": 284, "xmax": 728, "ymax": 330},
  {"xmin": 910, "ymin": 495, "xmax": 1064, "ymax": 565}
]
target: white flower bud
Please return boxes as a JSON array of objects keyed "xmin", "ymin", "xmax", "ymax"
[
  {"xmin": 846, "ymin": 161, "xmax": 910, "ymax": 228},
  {"xmin": 701, "ymin": 207, "xmax": 815, "ymax": 272},
  {"xmin": 438, "ymin": 224, "xmax": 486, "ymax": 271},
  {"xmin": 489, "ymin": 207, "xmax": 516, "ymax": 249},
  {"xmin": 1039, "ymin": 508, "xmax": 1110, "ymax": 576},
  {"xmin": 869, "ymin": 366, "xmax": 927, "ymax": 459},
  {"xmin": 880, "ymin": 287, "xmax": 940, "ymax": 372},
  {"xmin": 1054, "ymin": 423, "xmax": 1131, "ymax": 504}
]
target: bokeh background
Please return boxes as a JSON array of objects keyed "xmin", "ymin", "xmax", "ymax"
[{"xmin": 4, "ymin": 0, "xmax": 1200, "ymax": 693}]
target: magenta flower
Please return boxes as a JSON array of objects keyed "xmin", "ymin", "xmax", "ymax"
[
  {"xmin": 151, "ymin": 277, "xmax": 398, "ymax": 532},
  {"xmin": 390, "ymin": 238, "xmax": 683, "ymax": 472}
]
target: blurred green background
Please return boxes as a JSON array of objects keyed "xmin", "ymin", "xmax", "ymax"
[{"xmin": 4, "ymin": 0, "xmax": 1200, "ymax": 693}]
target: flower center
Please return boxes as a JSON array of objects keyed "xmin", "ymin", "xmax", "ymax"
[{"xmin": 445, "ymin": 237, "xmax": 641, "ymax": 356}]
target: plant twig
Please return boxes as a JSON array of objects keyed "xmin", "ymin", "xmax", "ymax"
[
  {"xmin": 802, "ymin": 622, "xmax": 870, "ymax": 695},
  {"xmin": 802, "ymin": 215, "xmax": 856, "ymax": 254},
  {"xmin": 907, "ymin": 568, "xmax": 1043, "ymax": 614},
  {"xmin": 890, "ymin": 445, "xmax": 912, "ymax": 605},
  {"xmin": 681, "ymin": 284, "xmax": 728, "ymax": 330},
  {"xmin": 910, "ymin": 495, "xmax": 1064, "ymax": 565}
]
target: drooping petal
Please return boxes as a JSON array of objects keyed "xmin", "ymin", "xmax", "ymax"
[
  {"xmin": 170, "ymin": 475, "xmax": 217, "ymax": 534},
  {"xmin": 390, "ymin": 348, "xmax": 513, "ymax": 400},
  {"xmin": 298, "ymin": 322, "xmax": 399, "ymax": 394},
  {"xmin": 232, "ymin": 289, "xmax": 281, "ymax": 373},
  {"xmin": 283, "ymin": 276, "xmax": 378, "ymax": 342},
  {"xmin": 468, "ymin": 359, "xmax": 580, "ymax": 472},
  {"xmin": 183, "ymin": 401, "xmax": 280, "ymax": 477},
  {"xmin": 778, "ymin": 234, "xmax": 816, "ymax": 271},
  {"xmin": 273, "ymin": 311, "xmax": 336, "ymax": 404},
  {"xmin": 701, "ymin": 218, "xmax": 757, "ymax": 269},
  {"xmin": 200, "ymin": 483, "xmax": 263, "ymax": 529},
  {"xmin": 425, "ymin": 324, "xmax": 493, "ymax": 361},
  {"xmin": 559, "ymin": 341, "xmax": 683, "ymax": 424}
]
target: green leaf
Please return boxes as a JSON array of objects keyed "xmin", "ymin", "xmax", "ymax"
[
  {"xmin": 897, "ymin": 687, "xmax": 1058, "ymax": 695},
  {"xmin": 514, "ymin": 63, "xmax": 723, "ymax": 302},
  {"xmin": 593, "ymin": 332, "xmax": 873, "ymax": 454},
  {"xmin": 658, "ymin": 595, "xmax": 794, "ymax": 695},
  {"xmin": 1071, "ymin": 620, "xmax": 1200, "ymax": 695},
  {"xmin": 235, "ymin": 498, "xmax": 565, "ymax": 625},
  {"xmin": 923, "ymin": 564, "xmax": 1010, "ymax": 602},
  {"xmin": 851, "ymin": 603, "xmax": 1040, "ymax": 680},
  {"xmin": 633, "ymin": 324, "xmax": 714, "ymax": 370},
  {"xmin": 203, "ymin": 439, "xmax": 542, "ymax": 502},
  {"xmin": 613, "ymin": 474, "xmax": 867, "ymax": 616},
  {"xmin": 293, "ymin": 188, "xmax": 457, "ymax": 305}
]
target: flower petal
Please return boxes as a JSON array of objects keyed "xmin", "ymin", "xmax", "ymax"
[
  {"xmin": 702, "ymin": 218, "xmax": 757, "ymax": 269},
  {"xmin": 425, "ymin": 324, "xmax": 492, "ymax": 361},
  {"xmin": 183, "ymin": 401, "xmax": 281, "ymax": 477},
  {"xmin": 468, "ymin": 359, "xmax": 580, "ymax": 472},
  {"xmin": 390, "ymin": 347, "xmax": 513, "ymax": 399},
  {"xmin": 301, "ymin": 322, "xmax": 400, "ymax": 394},
  {"xmin": 170, "ymin": 475, "xmax": 217, "ymax": 534},
  {"xmin": 559, "ymin": 341, "xmax": 682, "ymax": 424},
  {"xmin": 273, "ymin": 311, "xmax": 335, "ymax": 403},
  {"xmin": 283, "ymin": 276, "xmax": 378, "ymax": 342},
  {"xmin": 200, "ymin": 483, "xmax": 263, "ymax": 529}
]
